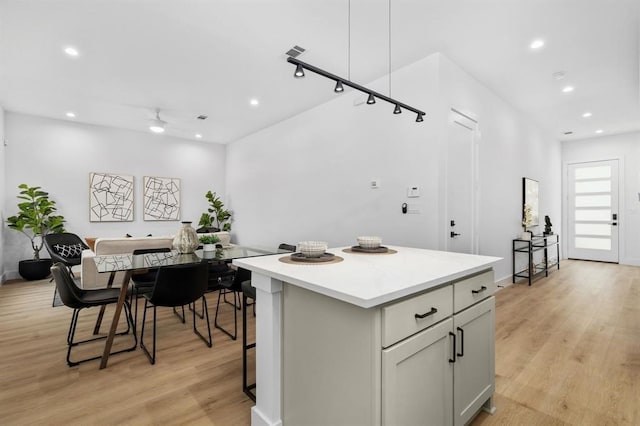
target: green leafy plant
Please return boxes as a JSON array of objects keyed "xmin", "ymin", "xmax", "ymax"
[
  {"xmin": 6, "ymin": 184, "xmax": 66, "ymax": 260},
  {"xmin": 198, "ymin": 190, "xmax": 232, "ymax": 232},
  {"xmin": 198, "ymin": 234, "xmax": 220, "ymax": 244}
]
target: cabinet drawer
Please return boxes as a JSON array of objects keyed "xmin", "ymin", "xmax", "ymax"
[
  {"xmin": 453, "ymin": 270, "xmax": 495, "ymax": 313},
  {"xmin": 382, "ymin": 285, "xmax": 453, "ymax": 348}
]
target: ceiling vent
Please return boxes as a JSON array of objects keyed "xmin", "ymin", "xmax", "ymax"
[
  {"xmin": 285, "ymin": 45, "xmax": 306, "ymax": 58},
  {"xmin": 196, "ymin": 115, "xmax": 208, "ymax": 120}
]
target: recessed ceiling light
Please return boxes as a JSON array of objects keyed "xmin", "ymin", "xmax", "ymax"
[
  {"xmin": 195, "ymin": 134, "xmax": 203, "ymax": 139},
  {"xmin": 530, "ymin": 39, "xmax": 545, "ymax": 49},
  {"xmin": 562, "ymin": 86, "xmax": 574, "ymax": 93},
  {"xmin": 582, "ymin": 112, "xmax": 592, "ymax": 118},
  {"xmin": 64, "ymin": 46, "xmax": 79, "ymax": 57},
  {"xmin": 65, "ymin": 112, "xmax": 76, "ymax": 118},
  {"xmin": 595, "ymin": 129, "xmax": 603, "ymax": 134},
  {"xmin": 249, "ymin": 98, "xmax": 259, "ymax": 106}
]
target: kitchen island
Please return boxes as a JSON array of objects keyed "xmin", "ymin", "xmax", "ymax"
[{"xmin": 234, "ymin": 245, "xmax": 501, "ymax": 426}]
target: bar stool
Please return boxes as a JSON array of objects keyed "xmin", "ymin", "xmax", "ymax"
[{"xmin": 242, "ymin": 279, "xmax": 257, "ymax": 401}]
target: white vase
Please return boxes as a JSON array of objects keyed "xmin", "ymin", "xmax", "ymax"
[
  {"xmin": 203, "ymin": 243, "xmax": 215, "ymax": 252},
  {"xmin": 173, "ymin": 221, "xmax": 200, "ymax": 254}
]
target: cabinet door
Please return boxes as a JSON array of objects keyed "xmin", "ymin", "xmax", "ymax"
[
  {"xmin": 382, "ymin": 318, "xmax": 453, "ymax": 426},
  {"xmin": 453, "ymin": 296, "xmax": 495, "ymax": 426}
]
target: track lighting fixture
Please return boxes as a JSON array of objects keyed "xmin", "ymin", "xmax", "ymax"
[
  {"xmin": 149, "ymin": 110, "xmax": 166, "ymax": 134},
  {"xmin": 287, "ymin": 57, "xmax": 425, "ymax": 122},
  {"xmin": 334, "ymin": 81, "xmax": 344, "ymax": 92}
]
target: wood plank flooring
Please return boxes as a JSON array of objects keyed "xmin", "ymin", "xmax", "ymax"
[{"xmin": 0, "ymin": 259, "xmax": 638, "ymax": 425}]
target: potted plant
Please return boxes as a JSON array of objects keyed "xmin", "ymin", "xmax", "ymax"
[
  {"xmin": 6, "ymin": 184, "xmax": 66, "ymax": 280},
  {"xmin": 199, "ymin": 234, "xmax": 220, "ymax": 252},
  {"xmin": 198, "ymin": 190, "xmax": 232, "ymax": 232}
]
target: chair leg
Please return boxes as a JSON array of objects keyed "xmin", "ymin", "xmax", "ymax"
[
  {"xmin": 192, "ymin": 296, "xmax": 213, "ymax": 348},
  {"xmin": 140, "ymin": 300, "xmax": 157, "ymax": 365},
  {"xmin": 214, "ymin": 289, "xmax": 238, "ymax": 340},
  {"xmin": 242, "ymin": 294, "xmax": 256, "ymax": 401},
  {"xmin": 223, "ymin": 290, "xmax": 242, "ymax": 310},
  {"xmin": 172, "ymin": 305, "xmax": 186, "ymax": 323},
  {"xmin": 66, "ymin": 303, "xmax": 137, "ymax": 367},
  {"xmin": 188, "ymin": 298, "xmax": 206, "ymax": 320}
]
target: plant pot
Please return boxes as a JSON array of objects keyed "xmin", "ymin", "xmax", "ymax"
[
  {"xmin": 203, "ymin": 243, "xmax": 216, "ymax": 252},
  {"xmin": 18, "ymin": 259, "xmax": 53, "ymax": 281}
]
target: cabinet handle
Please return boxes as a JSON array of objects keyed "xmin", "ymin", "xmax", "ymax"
[
  {"xmin": 471, "ymin": 285, "xmax": 487, "ymax": 294},
  {"xmin": 456, "ymin": 327, "xmax": 464, "ymax": 357},
  {"xmin": 449, "ymin": 332, "xmax": 456, "ymax": 363},
  {"xmin": 414, "ymin": 307, "xmax": 438, "ymax": 319}
]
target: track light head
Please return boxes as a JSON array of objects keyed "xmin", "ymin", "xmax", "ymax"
[
  {"xmin": 393, "ymin": 104, "xmax": 402, "ymax": 114},
  {"xmin": 294, "ymin": 64, "xmax": 305, "ymax": 78},
  {"xmin": 366, "ymin": 93, "xmax": 376, "ymax": 104},
  {"xmin": 334, "ymin": 81, "xmax": 344, "ymax": 92},
  {"xmin": 416, "ymin": 113, "xmax": 424, "ymax": 122},
  {"xmin": 149, "ymin": 110, "xmax": 166, "ymax": 133}
]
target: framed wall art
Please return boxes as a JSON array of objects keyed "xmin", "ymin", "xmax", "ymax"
[
  {"xmin": 89, "ymin": 172, "xmax": 134, "ymax": 222},
  {"xmin": 143, "ymin": 176, "xmax": 181, "ymax": 221},
  {"xmin": 522, "ymin": 177, "xmax": 539, "ymax": 228}
]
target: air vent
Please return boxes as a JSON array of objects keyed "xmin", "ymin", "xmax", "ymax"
[
  {"xmin": 564, "ymin": 131, "xmax": 573, "ymax": 135},
  {"xmin": 196, "ymin": 115, "xmax": 208, "ymax": 120},
  {"xmin": 285, "ymin": 45, "xmax": 306, "ymax": 58}
]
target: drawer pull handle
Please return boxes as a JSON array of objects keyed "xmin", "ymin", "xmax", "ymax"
[
  {"xmin": 414, "ymin": 307, "xmax": 438, "ymax": 319},
  {"xmin": 449, "ymin": 332, "xmax": 456, "ymax": 363},
  {"xmin": 456, "ymin": 327, "xmax": 464, "ymax": 357},
  {"xmin": 471, "ymin": 286, "xmax": 487, "ymax": 294}
]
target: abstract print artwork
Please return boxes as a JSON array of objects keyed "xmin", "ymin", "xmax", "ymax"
[
  {"xmin": 89, "ymin": 173, "xmax": 134, "ymax": 222},
  {"xmin": 143, "ymin": 176, "xmax": 181, "ymax": 221}
]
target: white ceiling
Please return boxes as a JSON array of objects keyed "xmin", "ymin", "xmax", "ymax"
[{"xmin": 1, "ymin": 0, "xmax": 638, "ymax": 144}]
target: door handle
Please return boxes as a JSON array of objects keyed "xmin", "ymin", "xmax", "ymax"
[
  {"xmin": 456, "ymin": 327, "xmax": 464, "ymax": 357},
  {"xmin": 449, "ymin": 332, "xmax": 456, "ymax": 363},
  {"xmin": 450, "ymin": 231, "xmax": 461, "ymax": 238},
  {"xmin": 611, "ymin": 222, "xmax": 617, "ymax": 226}
]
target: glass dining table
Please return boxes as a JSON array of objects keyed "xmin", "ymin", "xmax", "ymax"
[{"xmin": 94, "ymin": 245, "xmax": 285, "ymax": 369}]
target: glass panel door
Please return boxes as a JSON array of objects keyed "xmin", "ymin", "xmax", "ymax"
[{"xmin": 567, "ymin": 160, "xmax": 619, "ymax": 262}]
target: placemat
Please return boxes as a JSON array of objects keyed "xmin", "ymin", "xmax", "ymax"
[
  {"xmin": 279, "ymin": 254, "xmax": 344, "ymax": 265},
  {"xmin": 342, "ymin": 247, "xmax": 398, "ymax": 255}
]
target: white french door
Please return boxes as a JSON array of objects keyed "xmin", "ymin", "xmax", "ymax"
[{"xmin": 567, "ymin": 160, "xmax": 619, "ymax": 262}]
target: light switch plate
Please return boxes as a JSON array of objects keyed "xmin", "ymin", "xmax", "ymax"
[{"xmin": 407, "ymin": 186, "xmax": 420, "ymax": 198}]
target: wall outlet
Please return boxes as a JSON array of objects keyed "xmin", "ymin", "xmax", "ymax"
[{"xmin": 371, "ymin": 178, "xmax": 381, "ymax": 189}]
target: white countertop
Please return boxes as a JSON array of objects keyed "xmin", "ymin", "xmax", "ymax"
[{"xmin": 234, "ymin": 246, "xmax": 501, "ymax": 308}]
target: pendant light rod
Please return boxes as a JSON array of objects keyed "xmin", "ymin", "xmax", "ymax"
[{"xmin": 287, "ymin": 56, "xmax": 425, "ymax": 120}]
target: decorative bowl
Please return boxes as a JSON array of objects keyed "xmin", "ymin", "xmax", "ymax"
[
  {"xmin": 298, "ymin": 241, "xmax": 328, "ymax": 258},
  {"xmin": 357, "ymin": 236, "xmax": 382, "ymax": 249}
]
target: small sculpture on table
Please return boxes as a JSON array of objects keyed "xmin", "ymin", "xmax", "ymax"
[{"xmin": 544, "ymin": 215, "xmax": 553, "ymax": 235}]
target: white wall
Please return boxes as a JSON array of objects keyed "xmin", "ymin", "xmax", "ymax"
[
  {"xmin": 437, "ymin": 55, "xmax": 562, "ymax": 280},
  {"xmin": 227, "ymin": 53, "xmax": 562, "ymax": 282},
  {"xmin": 2, "ymin": 112, "xmax": 227, "ymax": 280},
  {"xmin": 562, "ymin": 131, "xmax": 640, "ymax": 265},
  {"xmin": 0, "ymin": 107, "xmax": 6, "ymax": 282}
]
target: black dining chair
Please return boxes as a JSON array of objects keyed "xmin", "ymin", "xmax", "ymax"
[
  {"xmin": 50, "ymin": 262, "xmax": 136, "ymax": 367},
  {"xmin": 139, "ymin": 262, "xmax": 212, "ymax": 365},
  {"xmin": 44, "ymin": 233, "xmax": 89, "ymax": 306},
  {"xmin": 129, "ymin": 247, "xmax": 172, "ymax": 334},
  {"xmin": 241, "ymin": 242, "xmax": 295, "ymax": 400}
]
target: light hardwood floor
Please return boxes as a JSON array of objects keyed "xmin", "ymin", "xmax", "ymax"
[{"xmin": 0, "ymin": 259, "xmax": 638, "ymax": 425}]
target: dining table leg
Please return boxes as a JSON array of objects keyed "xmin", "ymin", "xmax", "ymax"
[
  {"xmin": 99, "ymin": 270, "xmax": 132, "ymax": 369},
  {"xmin": 93, "ymin": 271, "xmax": 117, "ymax": 335}
]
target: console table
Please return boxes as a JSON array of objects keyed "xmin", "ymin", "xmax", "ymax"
[{"xmin": 512, "ymin": 234, "xmax": 560, "ymax": 285}]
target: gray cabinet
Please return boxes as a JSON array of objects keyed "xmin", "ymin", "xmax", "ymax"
[{"xmin": 282, "ymin": 269, "xmax": 495, "ymax": 425}]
